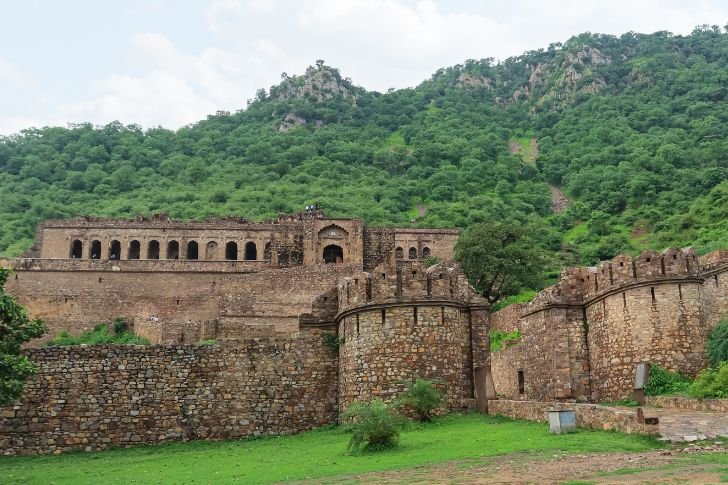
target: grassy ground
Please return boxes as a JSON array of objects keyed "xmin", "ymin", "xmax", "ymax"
[{"xmin": 0, "ymin": 413, "xmax": 664, "ymax": 484}]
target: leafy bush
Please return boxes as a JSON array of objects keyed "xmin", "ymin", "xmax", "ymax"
[
  {"xmin": 643, "ymin": 365, "xmax": 692, "ymax": 396},
  {"xmin": 489, "ymin": 330, "xmax": 522, "ymax": 352},
  {"xmin": 398, "ymin": 377, "xmax": 445, "ymax": 422},
  {"xmin": 490, "ymin": 290, "xmax": 538, "ymax": 312},
  {"xmin": 45, "ymin": 323, "xmax": 149, "ymax": 346},
  {"xmin": 689, "ymin": 362, "xmax": 728, "ymax": 399},
  {"xmin": 112, "ymin": 318, "xmax": 128, "ymax": 334},
  {"xmin": 341, "ymin": 399, "xmax": 403, "ymax": 453},
  {"xmin": 422, "ymin": 255, "xmax": 441, "ymax": 268},
  {"xmin": 323, "ymin": 333, "xmax": 344, "ymax": 352},
  {"xmin": 707, "ymin": 320, "xmax": 728, "ymax": 367}
]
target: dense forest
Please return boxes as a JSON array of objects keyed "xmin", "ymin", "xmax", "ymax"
[{"xmin": 1, "ymin": 27, "xmax": 727, "ymax": 283}]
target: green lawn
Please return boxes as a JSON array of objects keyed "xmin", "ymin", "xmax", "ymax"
[{"xmin": 0, "ymin": 413, "xmax": 664, "ymax": 484}]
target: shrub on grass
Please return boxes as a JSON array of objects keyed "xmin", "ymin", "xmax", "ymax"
[
  {"xmin": 707, "ymin": 320, "xmax": 728, "ymax": 367},
  {"xmin": 398, "ymin": 377, "xmax": 445, "ymax": 422},
  {"xmin": 689, "ymin": 362, "xmax": 728, "ymax": 398},
  {"xmin": 341, "ymin": 399, "xmax": 403, "ymax": 453},
  {"xmin": 643, "ymin": 365, "xmax": 692, "ymax": 396}
]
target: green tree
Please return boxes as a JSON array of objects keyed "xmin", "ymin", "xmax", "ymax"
[
  {"xmin": 0, "ymin": 268, "xmax": 46, "ymax": 405},
  {"xmin": 454, "ymin": 222, "xmax": 545, "ymax": 303},
  {"xmin": 398, "ymin": 377, "xmax": 445, "ymax": 422}
]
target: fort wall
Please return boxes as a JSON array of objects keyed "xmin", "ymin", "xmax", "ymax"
[
  {"xmin": 0, "ymin": 327, "xmax": 338, "ymax": 456},
  {"xmin": 490, "ymin": 248, "xmax": 728, "ymax": 402},
  {"xmin": 4, "ymin": 262, "xmax": 357, "ymax": 345},
  {"xmin": 336, "ymin": 262, "xmax": 488, "ymax": 411}
]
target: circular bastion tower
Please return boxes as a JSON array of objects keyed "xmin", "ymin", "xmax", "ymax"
[{"xmin": 335, "ymin": 261, "xmax": 489, "ymax": 411}]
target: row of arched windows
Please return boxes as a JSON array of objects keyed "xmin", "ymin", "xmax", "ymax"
[
  {"xmin": 394, "ymin": 246, "xmax": 431, "ymax": 260},
  {"xmin": 70, "ymin": 239, "xmax": 268, "ymax": 261}
]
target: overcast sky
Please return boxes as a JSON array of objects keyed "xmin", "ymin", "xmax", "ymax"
[{"xmin": 1, "ymin": 0, "xmax": 727, "ymax": 135}]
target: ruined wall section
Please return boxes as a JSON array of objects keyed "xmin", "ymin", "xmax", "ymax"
[
  {"xmin": 490, "ymin": 306, "xmax": 590, "ymax": 402},
  {"xmin": 336, "ymin": 262, "xmax": 487, "ymax": 412},
  {"xmin": 4, "ymin": 262, "xmax": 357, "ymax": 345},
  {"xmin": 0, "ymin": 328, "xmax": 338, "ymax": 456},
  {"xmin": 490, "ymin": 247, "xmax": 727, "ymax": 403},
  {"xmin": 392, "ymin": 229, "xmax": 459, "ymax": 262},
  {"xmin": 362, "ymin": 228, "xmax": 395, "ymax": 271}
]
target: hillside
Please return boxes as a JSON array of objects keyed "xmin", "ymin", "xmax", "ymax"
[{"xmin": 1, "ymin": 27, "xmax": 727, "ymax": 279}]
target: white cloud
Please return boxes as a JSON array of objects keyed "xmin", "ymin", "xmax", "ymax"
[
  {"xmin": 0, "ymin": 58, "xmax": 30, "ymax": 85},
  {"xmin": 1, "ymin": 0, "xmax": 727, "ymax": 134}
]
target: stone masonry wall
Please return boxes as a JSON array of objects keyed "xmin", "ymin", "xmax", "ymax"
[
  {"xmin": 488, "ymin": 400, "xmax": 651, "ymax": 435},
  {"xmin": 490, "ymin": 248, "xmax": 728, "ymax": 403},
  {"xmin": 490, "ymin": 306, "xmax": 590, "ymax": 402},
  {"xmin": 4, "ymin": 262, "xmax": 357, "ymax": 345},
  {"xmin": 587, "ymin": 282, "xmax": 709, "ymax": 401},
  {"xmin": 0, "ymin": 327, "xmax": 338, "ymax": 456},
  {"xmin": 338, "ymin": 305, "xmax": 472, "ymax": 411}
]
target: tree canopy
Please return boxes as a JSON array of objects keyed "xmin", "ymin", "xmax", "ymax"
[
  {"xmin": 0, "ymin": 268, "xmax": 46, "ymax": 405},
  {"xmin": 454, "ymin": 223, "xmax": 546, "ymax": 303}
]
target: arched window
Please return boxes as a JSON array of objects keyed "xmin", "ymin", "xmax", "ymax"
[
  {"xmin": 225, "ymin": 241, "xmax": 238, "ymax": 260},
  {"xmin": 323, "ymin": 244, "xmax": 343, "ymax": 264},
  {"xmin": 167, "ymin": 240, "xmax": 179, "ymax": 259},
  {"xmin": 70, "ymin": 239, "xmax": 83, "ymax": 258},
  {"xmin": 90, "ymin": 240, "xmax": 101, "ymax": 259},
  {"xmin": 109, "ymin": 240, "xmax": 121, "ymax": 260},
  {"xmin": 187, "ymin": 241, "xmax": 199, "ymax": 260},
  {"xmin": 245, "ymin": 241, "xmax": 257, "ymax": 261},
  {"xmin": 395, "ymin": 247, "xmax": 404, "ymax": 259},
  {"xmin": 422, "ymin": 247, "xmax": 431, "ymax": 258},
  {"xmin": 205, "ymin": 241, "xmax": 218, "ymax": 260},
  {"xmin": 128, "ymin": 240, "xmax": 141, "ymax": 259},
  {"xmin": 409, "ymin": 247, "xmax": 417, "ymax": 259},
  {"xmin": 264, "ymin": 241, "xmax": 271, "ymax": 260},
  {"xmin": 148, "ymin": 240, "xmax": 160, "ymax": 259}
]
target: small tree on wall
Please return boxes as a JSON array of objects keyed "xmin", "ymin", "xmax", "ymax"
[
  {"xmin": 0, "ymin": 268, "xmax": 46, "ymax": 405},
  {"xmin": 454, "ymin": 222, "xmax": 546, "ymax": 304}
]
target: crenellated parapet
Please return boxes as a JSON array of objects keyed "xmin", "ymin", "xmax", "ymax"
[
  {"xmin": 523, "ymin": 248, "xmax": 711, "ymax": 313},
  {"xmin": 337, "ymin": 261, "xmax": 486, "ymax": 312},
  {"xmin": 492, "ymin": 246, "xmax": 728, "ymax": 403}
]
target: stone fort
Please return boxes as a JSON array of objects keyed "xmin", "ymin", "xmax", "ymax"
[{"xmin": 0, "ymin": 209, "xmax": 727, "ymax": 455}]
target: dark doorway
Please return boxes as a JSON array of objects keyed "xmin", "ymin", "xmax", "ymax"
[
  {"xmin": 517, "ymin": 370, "xmax": 525, "ymax": 394},
  {"xmin": 109, "ymin": 240, "xmax": 121, "ymax": 260},
  {"xmin": 395, "ymin": 247, "xmax": 404, "ymax": 259},
  {"xmin": 226, "ymin": 241, "xmax": 238, "ymax": 260},
  {"xmin": 245, "ymin": 242, "xmax": 257, "ymax": 261},
  {"xmin": 128, "ymin": 240, "xmax": 141, "ymax": 259},
  {"xmin": 90, "ymin": 240, "xmax": 101, "ymax": 259},
  {"xmin": 187, "ymin": 241, "xmax": 199, "ymax": 260},
  {"xmin": 148, "ymin": 240, "xmax": 160, "ymax": 259},
  {"xmin": 323, "ymin": 244, "xmax": 343, "ymax": 264},
  {"xmin": 422, "ymin": 247, "xmax": 431, "ymax": 258},
  {"xmin": 409, "ymin": 247, "xmax": 417, "ymax": 259},
  {"xmin": 264, "ymin": 241, "xmax": 271, "ymax": 260},
  {"xmin": 70, "ymin": 239, "xmax": 83, "ymax": 258},
  {"xmin": 167, "ymin": 240, "xmax": 179, "ymax": 259}
]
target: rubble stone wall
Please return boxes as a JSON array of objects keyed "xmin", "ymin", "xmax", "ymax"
[{"xmin": 0, "ymin": 327, "xmax": 338, "ymax": 456}]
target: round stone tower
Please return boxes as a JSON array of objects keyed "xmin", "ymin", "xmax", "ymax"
[{"xmin": 335, "ymin": 261, "xmax": 489, "ymax": 411}]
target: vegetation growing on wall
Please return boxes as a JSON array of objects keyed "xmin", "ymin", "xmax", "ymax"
[
  {"xmin": 489, "ymin": 330, "xmax": 523, "ymax": 352},
  {"xmin": 707, "ymin": 319, "xmax": 728, "ymax": 367},
  {"xmin": 44, "ymin": 323, "xmax": 149, "ymax": 346}
]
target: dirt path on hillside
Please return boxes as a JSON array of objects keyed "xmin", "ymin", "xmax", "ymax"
[{"xmin": 303, "ymin": 448, "xmax": 727, "ymax": 484}]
